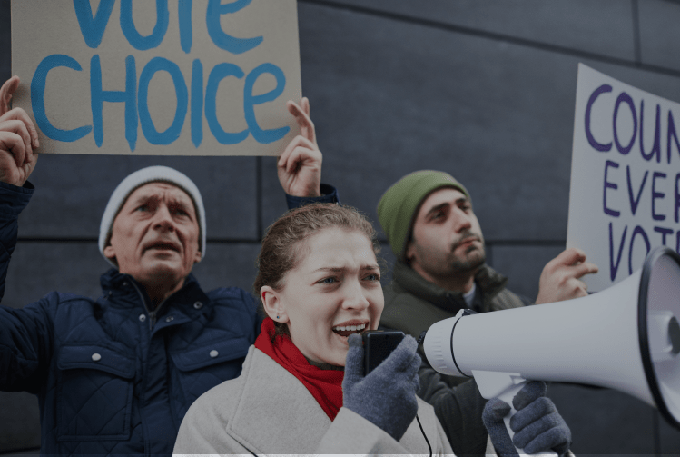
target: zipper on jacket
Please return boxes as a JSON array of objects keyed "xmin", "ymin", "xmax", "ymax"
[
  {"xmin": 149, "ymin": 298, "xmax": 171, "ymax": 331},
  {"xmin": 129, "ymin": 280, "xmax": 168, "ymax": 332}
]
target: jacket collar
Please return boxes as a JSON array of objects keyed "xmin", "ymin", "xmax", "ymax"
[
  {"xmin": 99, "ymin": 268, "xmax": 211, "ymax": 317},
  {"xmin": 392, "ymin": 261, "xmax": 508, "ymax": 313}
]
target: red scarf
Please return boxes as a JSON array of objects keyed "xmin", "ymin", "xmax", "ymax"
[{"xmin": 254, "ymin": 317, "xmax": 344, "ymax": 420}]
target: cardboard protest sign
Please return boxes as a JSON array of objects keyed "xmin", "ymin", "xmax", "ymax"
[
  {"xmin": 567, "ymin": 64, "xmax": 680, "ymax": 292},
  {"xmin": 11, "ymin": 0, "xmax": 301, "ymax": 155}
]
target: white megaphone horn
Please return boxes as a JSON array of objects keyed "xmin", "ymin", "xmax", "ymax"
[{"xmin": 422, "ymin": 246, "xmax": 680, "ymax": 455}]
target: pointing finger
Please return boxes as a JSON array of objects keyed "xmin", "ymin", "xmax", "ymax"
[
  {"xmin": 287, "ymin": 99, "xmax": 315, "ymax": 144},
  {"xmin": 0, "ymin": 76, "xmax": 20, "ymax": 116},
  {"xmin": 301, "ymin": 96, "xmax": 310, "ymax": 116},
  {"xmin": 289, "ymin": 102, "xmax": 311, "ymax": 128}
]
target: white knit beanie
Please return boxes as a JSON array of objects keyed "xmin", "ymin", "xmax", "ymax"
[{"xmin": 99, "ymin": 166, "xmax": 206, "ymax": 267}]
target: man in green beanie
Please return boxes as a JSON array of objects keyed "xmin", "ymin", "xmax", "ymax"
[{"xmin": 377, "ymin": 170, "xmax": 598, "ymax": 456}]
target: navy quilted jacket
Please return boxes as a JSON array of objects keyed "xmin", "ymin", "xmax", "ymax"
[
  {"xmin": 1, "ymin": 271, "xmax": 259, "ymax": 456},
  {"xmin": 0, "ymin": 181, "xmax": 338, "ymax": 456}
]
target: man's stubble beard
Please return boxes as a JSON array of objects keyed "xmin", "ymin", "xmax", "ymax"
[{"xmin": 446, "ymin": 244, "xmax": 486, "ymax": 276}]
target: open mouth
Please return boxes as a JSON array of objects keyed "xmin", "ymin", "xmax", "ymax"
[
  {"xmin": 144, "ymin": 242, "xmax": 180, "ymax": 253},
  {"xmin": 331, "ymin": 322, "xmax": 368, "ymax": 338}
]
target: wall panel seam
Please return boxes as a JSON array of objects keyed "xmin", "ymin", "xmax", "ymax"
[{"xmin": 299, "ymin": 0, "xmax": 680, "ymax": 79}]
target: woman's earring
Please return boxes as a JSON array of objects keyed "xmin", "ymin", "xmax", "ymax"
[{"xmin": 276, "ymin": 315, "xmax": 280, "ymax": 319}]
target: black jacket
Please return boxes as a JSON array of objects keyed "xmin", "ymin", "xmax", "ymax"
[{"xmin": 380, "ymin": 261, "xmax": 529, "ymax": 456}]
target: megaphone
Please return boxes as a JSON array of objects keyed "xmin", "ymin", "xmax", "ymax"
[{"xmin": 423, "ymin": 246, "xmax": 680, "ymax": 453}]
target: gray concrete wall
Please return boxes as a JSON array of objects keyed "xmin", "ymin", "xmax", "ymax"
[{"xmin": 2, "ymin": 0, "xmax": 680, "ymax": 454}]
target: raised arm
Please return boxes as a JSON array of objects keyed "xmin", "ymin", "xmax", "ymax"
[
  {"xmin": 0, "ymin": 77, "xmax": 38, "ymax": 301},
  {"xmin": 0, "ymin": 76, "xmax": 52, "ymax": 391}
]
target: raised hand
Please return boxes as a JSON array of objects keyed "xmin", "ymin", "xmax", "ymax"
[
  {"xmin": 277, "ymin": 97, "xmax": 321, "ymax": 197},
  {"xmin": 0, "ymin": 76, "xmax": 40, "ymax": 186},
  {"xmin": 536, "ymin": 248, "xmax": 598, "ymax": 304}
]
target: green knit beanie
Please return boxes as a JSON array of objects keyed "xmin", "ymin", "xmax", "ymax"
[{"xmin": 377, "ymin": 170, "xmax": 468, "ymax": 261}]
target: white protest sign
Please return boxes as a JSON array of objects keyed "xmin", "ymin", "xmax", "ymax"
[
  {"xmin": 567, "ymin": 64, "xmax": 680, "ymax": 292},
  {"xmin": 11, "ymin": 0, "xmax": 301, "ymax": 155}
]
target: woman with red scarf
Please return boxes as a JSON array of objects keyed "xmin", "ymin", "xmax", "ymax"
[{"xmin": 173, "ymin": 203, "xmax": 454, "ymax": 455}]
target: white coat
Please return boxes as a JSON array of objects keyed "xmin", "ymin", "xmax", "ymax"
[{"xmin": 173, "ymin": 345, "xmax": 457, "ymax": 455}]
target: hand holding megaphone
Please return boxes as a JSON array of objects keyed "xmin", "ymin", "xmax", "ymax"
[
  {"xmin": 482, "ymin": 381, "xmax": 571, "ymax": 456},
  {"xmin": 423, "ymin": 246, "xmax": 680, "ymax": 455}
]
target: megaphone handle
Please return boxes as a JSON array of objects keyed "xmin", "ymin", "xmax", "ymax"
[{"xmin": 497, "ymin": 385, "xmax": 558, "ymax": 457}]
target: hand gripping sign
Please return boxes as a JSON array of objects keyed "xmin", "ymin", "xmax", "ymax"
[
  {"xmin": 567, "ymin": 64, "xmax": 680, "ymax": 292},
  {"xmin": 11, "ymin": 0, "xmax": 301, "ymax": 155}
]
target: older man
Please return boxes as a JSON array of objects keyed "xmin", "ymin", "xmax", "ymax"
[
  {"xmin": 377, "ymin": 170, "xmax": 598, "ymax": 456},
  {"xmin": 0, "ymin": 76, "xmax": 334, "ymax": 455}
]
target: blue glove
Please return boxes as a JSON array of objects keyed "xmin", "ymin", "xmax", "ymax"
[
  {"xmin": 342, "ymin": 333, "xmax": 420, "ymax": 441},
  {"xmin": 482, "ymin": 398, "xmax": 518, "ymax": 457},
  {"xmin": 511, "ymin": 381, "xmax": 571, "ymax": 454},
  {"xmin": 483, "ymin": 381, "xmax": 571, "ymax": 456}
]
